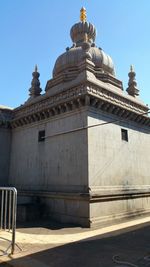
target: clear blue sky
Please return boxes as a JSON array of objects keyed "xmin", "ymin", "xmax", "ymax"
[{"xmin": 0, "ymin": 0, "xmax": 150, "ymax": 108}]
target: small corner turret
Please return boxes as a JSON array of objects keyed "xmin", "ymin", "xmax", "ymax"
[
  {"xmin": 126, "ymin": 65, "xmax": 139, "ymax": 97},
  {"xmin": 28, "ymin": 65, "xmax": 42, "ymax": 100}
]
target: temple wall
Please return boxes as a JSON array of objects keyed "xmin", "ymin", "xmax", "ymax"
[
  {"xmin": 90, "ymin": 196, "xmax": 150, "ymax": 227},
  {"xmin": 88, "ymin": 108, "xmax": 150, "ymax": 226},
  {"xmin": 7, "ymin": 104, "xmax": 150, "ymax": 227},
  {"xmin": 88, "ymin": 108, "xmax": 150, "ymax": 188},
  {"xmin": 40, "ymin": 196, "xmax": 90, "ymax": 227},
  {"xmin": 0, "ymin": 127, "xmax": 11, "ymax": 186},
  {"xmin": 9, "ymin": 109, "xmax": 88, "ymax": 193}
]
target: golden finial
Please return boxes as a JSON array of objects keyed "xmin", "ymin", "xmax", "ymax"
[
  {"xmin": 130, "ymin": 65, "xmax": 134, "ymax": 72},
  {"xmin": 35, "ymin": 64, "xmax": 38, "ymax": 72},
  {"xmin": 80, "ymin": 7, "xmax": 86, "ymax": 22}
]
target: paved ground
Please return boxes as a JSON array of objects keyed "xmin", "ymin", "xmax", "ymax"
[{"xmin": 0, "ymin": 216, "xmax": 150, "ymax": 267}]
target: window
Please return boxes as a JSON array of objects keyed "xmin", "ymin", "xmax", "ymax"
[
  {"xmin": 38, "ymin": 130, "xmax": 45, "ymax": 142},
  {"xmin": 121, "ymin": 129, "xmax": 128, "ymax": 142}
]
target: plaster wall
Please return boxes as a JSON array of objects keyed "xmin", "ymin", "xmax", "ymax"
[
  {"xmin": 9, "ymin": 109, "xmax": 88, "ymax": 193},
  {"xmin": 0, "ymin": 127, "xmax": 11, "ymax": 186}
]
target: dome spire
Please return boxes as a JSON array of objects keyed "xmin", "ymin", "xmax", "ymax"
[
  {"xmin": 126, "ymin": 65, "xmax": 139, "ymax": 97},
  {"xmin": 28, "ymin": 65, "xmax": 42, "ymax": 99},
  {"xmin": 70, "ymin": 7, "xmax": 96, "ymax": 46},
  {"xmin": 80, "ymin": 7, "xmax": 86, "ymax": 22},
  {"xmin": 52, "ymin": 9, "xmax": 115, "ymax": 81}
]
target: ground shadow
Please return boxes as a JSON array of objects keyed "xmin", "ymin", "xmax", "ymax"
[
  {"xmin": 16, "ymin": 219, "xmax": 80, "ymax": 231},
  {"xmin": 1, "ymin": 222, "xmax": 150, "ymax": 267}
]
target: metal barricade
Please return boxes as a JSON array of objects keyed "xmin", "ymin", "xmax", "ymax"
[{"xmin": 0, "ymin": 187, "xmax": 17, "ymax": 254}]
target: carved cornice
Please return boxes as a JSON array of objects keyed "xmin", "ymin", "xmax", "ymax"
[
  {"xmin": 87, "ymin": 84, "xmax": 148, "ymax": 114},
  {"xmin": 11, "ymin": 83, "xmax": 150, "ymax": 129}
]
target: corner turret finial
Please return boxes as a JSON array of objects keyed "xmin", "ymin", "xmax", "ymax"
[
  {"xmin": 126, "ymin": 65, "xmax": 139, "ymax": 97},
  {"xmin": 130, "ymin": 64, "xmax": 134, "ymax": 72},
  {"xmin": 35, "ymin": 64, "xmax": 38, "ymax": 72},
  {"xmin": 80, "ymin": 7, "xmax": 86, "ymax": 22}
]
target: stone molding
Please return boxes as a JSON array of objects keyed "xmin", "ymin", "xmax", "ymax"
[
  {"xmin": 87, "ymin": 84, "xmax": 147, "ymax": 113},
  {"xmin": 18, "ymin": 190, "xmax": 90, "ymax": 201},
  {"xmin": 90, "ymin": 208, "xmax": 150, "ymax": 227},
  {"xmin": 18, "ymin": 188, "xmax": 150, "ymax": 203},
  {"xmin": 90, "ymin": 192, "xmax": 150, "ymax": 203},
  {"xmin": 11, "ymin": 83, "xmax": 150, "ymax": 129},
  {"xmin": 47, "ymin": 58, "xmax": 121, "ymax": 90},
  {"xmin": 90, "ymin": 185, "xmax": 150, "ymax": 193},
  {"xmin": 90, "ymin": 185, "xmax": 150, "ymax": 202}
]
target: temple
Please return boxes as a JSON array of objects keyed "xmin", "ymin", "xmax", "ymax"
[{"xmin": 0, "ymin": 8, "xmax": 150, "ymax": 227}]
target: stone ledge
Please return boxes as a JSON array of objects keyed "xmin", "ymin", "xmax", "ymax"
[
  {"xmin": 17, "ymin": 189, "xmax": 150, "ymax": 203},
  {"xmin": 18, "ymin": 190, "xmax": 90, "ymax": 201},
  {"xmin": 90, "ymin": 208, "xmax": 150, "ymax": 227},
  {"xmin": 90, "ymin": 192, "xmax": 150, "ymax": 203}
]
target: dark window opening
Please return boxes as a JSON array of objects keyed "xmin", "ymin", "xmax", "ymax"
[
  {"xmin": 121, "ymin": 129, "xmax": 128, "ymax": 142},
  {"xmin": 38, "ymin": 130, "xmax": 45, "ymax": 142}
]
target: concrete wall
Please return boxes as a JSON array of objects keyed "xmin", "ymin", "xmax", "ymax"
[
  {"xmin": 9, "ymin": 105, "xmax": 150, "ymax": 227},
  {"xmin": 9, "ymin": 109, "xmax": 88, "ymax": 193},
  {"xmin": 0, "ymin": 127, "xmax": 11, "ymax": 186},
  {"xmin": 41, "ymin": 196, "xmax": 90, "ymax": 227},
  {"xmin": 88, "ymin": 108, "xmax": 150, "ymax": 226},
  {"xmin": 88, "ymin": 109, "xmax": 150, "ymax": 189},
  {"xmin": 90, "ymin": 196, "xmax": 150, "ymax": 227}
]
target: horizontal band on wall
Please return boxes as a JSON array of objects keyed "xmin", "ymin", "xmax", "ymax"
[
  {"xmin": 18, "ymin": 190, "xmax": 90, "ymax": 201},
  {"xmin": 90, "ymin": 192, "xmax": 150, "ymax": 203},
  {"xmin": 90, "ymin": 208, "xmax": 150, "ymax": 226},
  {"xmin": 18, "ymin": 189, "xmax": 150, "ymax": 203}
]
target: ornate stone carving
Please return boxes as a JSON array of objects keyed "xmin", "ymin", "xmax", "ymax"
[
  {"xmin": 11, "ymin": 81, "xmax": 150, "ymax": 129},
  {"xmin": 28, "ymin": 65, "xmax": 42, "ymax": 100},
  {"xmin": 126, "ymin": 65, "xmax": 139, "ymax": 97}
]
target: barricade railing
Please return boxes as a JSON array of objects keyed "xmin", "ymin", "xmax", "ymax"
[{"xmin": 0, "ymin": 187, "xmax": 17, "ymax": 254}]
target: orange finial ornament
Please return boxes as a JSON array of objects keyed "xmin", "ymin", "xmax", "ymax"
[{"xmin": 80, "ymin": 7, "xmax": 86, "ymax": 22}]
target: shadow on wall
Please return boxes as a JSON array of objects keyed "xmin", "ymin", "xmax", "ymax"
[{"xmin": 2, "ymin": 222, "xmax": 150, "ymax": 267}]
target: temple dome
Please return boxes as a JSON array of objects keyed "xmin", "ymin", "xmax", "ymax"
[
  {"xmin": 53, "ymin": 46, "xmax": 115, "ymax": 77},
  {"xmin": 53, "ymin": 8, "xmax": 115, "ymax": 78},
  {"xmin": 70, "ymin": 21, "xmax": 96, "ymax": 46}
]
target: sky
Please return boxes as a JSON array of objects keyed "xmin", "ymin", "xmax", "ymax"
[{"xmin": 0, "ymin": 0, "xmax": 150, "ymax": 108}]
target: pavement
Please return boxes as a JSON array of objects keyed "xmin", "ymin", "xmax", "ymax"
[{"xmin": 0, "ymin": 216, "xmax": 150, "ymax": 267}]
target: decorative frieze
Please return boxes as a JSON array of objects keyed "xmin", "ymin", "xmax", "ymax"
[
  {"xmin": 11, "ymin": 82, "xmax": 150, "ymax": 129},
  {"xmin": 87, "ymin": 84, "xmax": 147, "ymax": 113}
]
